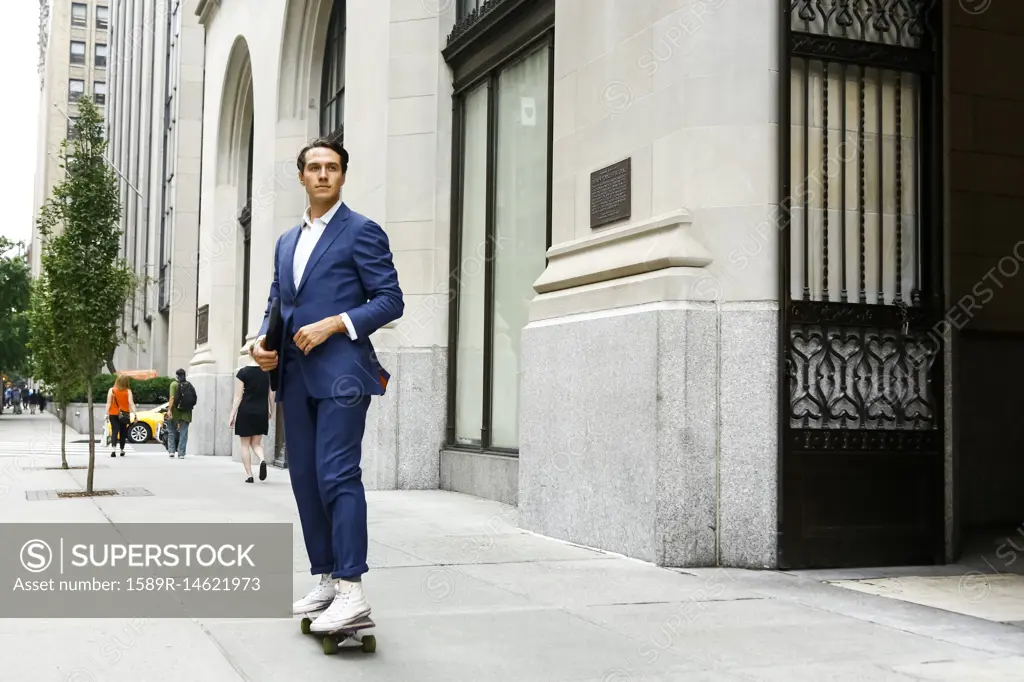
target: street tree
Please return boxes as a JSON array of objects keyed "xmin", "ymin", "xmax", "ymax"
[
  {"xmin": 0, "ymin": 237, "xmax": 30, "ymax": 413},
  {"xmin": 35, "ymin": 98, "xmax": 137, "ymax": 493},
  {"xmin": 28, "ymin": 275, "xmax": 82, "ymax": 469}
]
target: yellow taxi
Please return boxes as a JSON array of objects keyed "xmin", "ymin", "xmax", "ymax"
[{"xmin": 105, "ymin": 402, "xmax": 169, "ymax": 445}]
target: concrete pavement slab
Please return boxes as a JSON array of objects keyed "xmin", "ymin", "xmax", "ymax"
[
  {"xmin": 0, "ymin": 619, "xmax": 244, "ymax": 682},
  {"xmin": 200, "ymin": 606, "xmax": 680, "ymax": 682},
  {"xmin": 4, "ymin": 413, "xmax": 1024, "ymax": 681},
  {"xmin": 681, "ymin": 567, "xmax": 1024, "ymax": 657},
  {"xmin": 827, "ymin": 574, "xmax": 1024, "ymax": 623},
  {"xmin": 567, "ymin": 599, "xmax": 999, "ymax": 673},
  {"xmin": 893, "ymin": 655, "xmax": 1024, "ymax": 680},
  {"xmin": 285, "ymin": 564, "xmax": 534, "ymax": 618},
  {"xmin": 728, "ymin": 661, "xmax": 926, "ymax": 681},
  {"xmin": 378, "ymin": 530, "xmax": 611, "ymax": 565},
  {"xmin": 460, "ymin": 559, "xmax": 759, "ymax": 608}
]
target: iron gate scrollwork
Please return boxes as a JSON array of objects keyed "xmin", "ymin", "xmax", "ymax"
[{"xmin": 779, "ymin": 0, "xmax": 943, "ymax": 568}]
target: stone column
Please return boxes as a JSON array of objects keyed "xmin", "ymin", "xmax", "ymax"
[{"xmin": 519, "ymin": 0, "xmax": 779, "ymax": 568}]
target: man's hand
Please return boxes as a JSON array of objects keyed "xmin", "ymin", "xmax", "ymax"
[
  {"xmin": 293, "ymin": 316, "xmax": 345, "ymax": 355},
  {"xmin": 251, "ymin": 336, "xmax": 279, "ymax": 371}
]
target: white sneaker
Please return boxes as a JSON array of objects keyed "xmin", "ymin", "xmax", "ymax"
[
  {"xmin": 292, "ymin": 574, "xmax": 336, "ymax": 615},
  {"xmin": 309, "ymin": 579, "xmax": 371, "ymax": 633}
]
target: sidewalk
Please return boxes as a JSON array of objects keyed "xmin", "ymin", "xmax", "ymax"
[{"xmin": 1, "ymin": 412, "xmax": 1023, "ymax": 681}]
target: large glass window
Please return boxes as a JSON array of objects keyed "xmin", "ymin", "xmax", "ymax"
[
  {"xmin": 320, "ymin": 1, "xmax": 345, "ymax": 141},
  {"xmin": 450, "ymin": 42, "xmax": 552, "ymax": 450},
  {"xmin": 454, "ymin": 84, "xmax": 489, "ymax": 444},
  {"xmin": 96, "ymin": 6, "xmax": 109, "ymax": 30},
  {"xmin": 94, "ymin": 81, "xmax": 106, "ymax": 105},
  {"xmin": 490, "ymin": 47, "xmax": 550, "ymax": 448},
  {"xmin": 95, "ymin": 43, "xmax": 107, "ymax": 69}
]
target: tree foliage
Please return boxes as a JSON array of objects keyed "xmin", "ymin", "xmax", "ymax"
[
  {"xmin": 28, "ymin": 274, "xmax": 82, "ymax": 468},
  {"xmin": 35, "ymin": 98, "xmax": 138, "ymax": 491},
  {"xmin": 0, "ymin": 238, "xmax": 31, "ymax": 397}
]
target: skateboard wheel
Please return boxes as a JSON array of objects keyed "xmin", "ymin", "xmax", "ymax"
[
  {"xmin": 322, "ymin": 637, "xmax": 339, "ymax": 655},
  {"xmin": 300, "ymin": 618, "xmax": 312, "ymax": 635},
  {"xmin": 361, "ymin": 635, "xmax": 376, "ymax": 653}
]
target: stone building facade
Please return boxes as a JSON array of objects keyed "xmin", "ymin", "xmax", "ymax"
[{"xmin": 178, "ymin": 0, "xmax": 1024, "ymax": 570}]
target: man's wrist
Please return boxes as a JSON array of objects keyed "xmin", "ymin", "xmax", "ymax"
[{"xmin": 333, "ymin": 315, "xmax": 346, "ymax": 335}]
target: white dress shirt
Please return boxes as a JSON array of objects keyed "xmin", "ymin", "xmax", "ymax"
[{"xmin": 294, "ymin": 197, "xmax": 358, "ymax": 341}]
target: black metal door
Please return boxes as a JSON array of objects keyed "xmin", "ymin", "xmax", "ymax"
[{"xmin": 779, "ymin": 0, "xmax": 944, "ymax": 568}]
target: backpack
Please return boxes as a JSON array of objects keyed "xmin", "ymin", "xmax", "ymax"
[{"xmin": 174, "ymin": 380, "xmax": 197, "ymax": 412}]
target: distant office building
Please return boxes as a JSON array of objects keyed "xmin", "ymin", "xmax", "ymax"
[
  {"xmin": 32, "ymin": 0, "xmax": 111, "ymax": 276},
  {"xmin": 103, "ymin": 0, "xmax": 205, "ymax": 376}
]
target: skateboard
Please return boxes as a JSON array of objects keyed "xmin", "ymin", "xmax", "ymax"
[{"xmin": 299, "ymin": 611, "xmax": 377, "ymax": 655}]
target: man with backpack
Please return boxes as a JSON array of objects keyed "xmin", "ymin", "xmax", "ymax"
[{"xmin": 167, "ymin": 368, "xmax": 197, "ymax": 458}]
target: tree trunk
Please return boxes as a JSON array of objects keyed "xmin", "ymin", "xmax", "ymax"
[
  {"xmin": 60, "ymin": 412, "xmax": 68, "ymax": 469},
  {"xmin": 105, "ymin": 351, "xmax": 116, "ymax": 375},
  {"xmin": 86, "ymin": 380, "xmax": 95, "ymax": 493}
]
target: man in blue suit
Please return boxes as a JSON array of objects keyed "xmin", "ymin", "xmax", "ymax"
[{"xmin": 250, "ymin": 137, "xmax": 403, "ymax": 632}]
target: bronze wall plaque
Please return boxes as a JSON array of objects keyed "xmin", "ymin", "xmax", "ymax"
[
  {"xmin": 195, "ymin": 304, "xmax": 209, "ymax": 345},
  {"xmin": 590, "ymin": 157, "xmax": 631, "ymax": 229}
]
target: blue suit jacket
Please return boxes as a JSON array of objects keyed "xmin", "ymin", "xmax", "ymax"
[{"xmin": 258, "ymin": 203, "xmax": 404, "ymax": 401}]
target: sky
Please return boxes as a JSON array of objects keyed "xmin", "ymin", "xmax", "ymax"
[{"xmin": 0, "ymin": 2, "xmax": 42, "ymax": 247}]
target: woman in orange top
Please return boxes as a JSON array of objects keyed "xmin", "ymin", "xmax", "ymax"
[{"xmin": 105, "ymin": 375, "xmax": 137, "ymax": 457}]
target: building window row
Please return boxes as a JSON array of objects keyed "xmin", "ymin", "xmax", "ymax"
[
  {"xmin": 71, "ymin": 3, "xmax": 109, "ymax": 30},
  {"xmin": 68, "ymin": 79, "xmax": 105, "ymax": 104},
  {"xmin": 70, "ymin": 41, "xmax": 106, "ymax": 68}
]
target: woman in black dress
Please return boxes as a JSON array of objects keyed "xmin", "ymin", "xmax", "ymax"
[{"xmin": 229, "ymin": 364, "xmax": 273, "ymax": 483}]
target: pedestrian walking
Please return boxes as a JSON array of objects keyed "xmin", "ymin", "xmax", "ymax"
[
  {"xmin": 229, "ymin": 363, "xmax": 272, "ymax": 483},
  {"xmin": 166, "ymin": 368, "xmax": 196, "ymax": 458},
  {"xmin": 250, "ymin": 137, "xmax": 403, "ymax": 634},
  {"xmin": 105, "ymin": 375, "xmax": 136, "ymax": 457}
]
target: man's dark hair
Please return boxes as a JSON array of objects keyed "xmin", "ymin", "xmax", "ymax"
[{"xmin": 297, "ymin": 137, "xmax": 349, "ymax": 173}]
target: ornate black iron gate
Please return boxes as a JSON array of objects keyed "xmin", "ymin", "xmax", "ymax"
[{"xmin": 779, "ymin": 0, "xmax": 944, "ymax": 568}]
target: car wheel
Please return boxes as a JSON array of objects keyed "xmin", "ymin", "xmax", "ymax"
[{"xmin": 129, "ymin": 423, "xmax": 151, "ymax": 443}]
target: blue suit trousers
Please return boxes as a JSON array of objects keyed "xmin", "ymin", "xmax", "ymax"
[{"xmin": 282, "ymin": 341, "xmax": 370, "ymax": 580}]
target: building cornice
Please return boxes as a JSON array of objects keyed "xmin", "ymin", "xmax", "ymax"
[{"xmin": 195, "ymin": 0, "xmax": 221, "ymax": 26}]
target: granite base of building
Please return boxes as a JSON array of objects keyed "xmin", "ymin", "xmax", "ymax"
[
  {"xmin": 440, "ymin": 450, "xmax": 519, "ymax": 506},
  {"xmin": 184, "ymin": 372, "xmax": 235, "ymax": 457},
  {"xmin": 518, "ymin": 302, "xmax": 778, "ymax": 568},
  {"xmin": 360, "ymin": 347, "xmax": 447, "ymax": 491}
]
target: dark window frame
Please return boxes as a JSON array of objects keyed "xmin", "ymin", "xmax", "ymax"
[
  {"xmin": 443, "ymin": 0, "xmax": 555, "ymax": 454},
  {"xmin": 71, "ymin": 3, "xmax": 88, "ymax": 27},
  {"xmin": 95, "ymin": 43, "xmax": 107, "ymax": 69},
  {"xmin": 94, "ymin": 80, "xmax": 106, "ymax": 105},
  {"xmin": 70, "ymin": 41, "xmax": 86, "ymax": 65},
  {"xmin": 240, "ymin": 121, "xmax": 254, "ymax": 346},
  {"xmin": 69, "ymin": 78, "xmax": 85, "ymax": 102},
  {"xmin": 319, "ymin": 0, "xmax": 346, "ymax": 142},
  {"xmin": 96, "ymin": 5, "xmax": 109, "ymax": 30}
]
